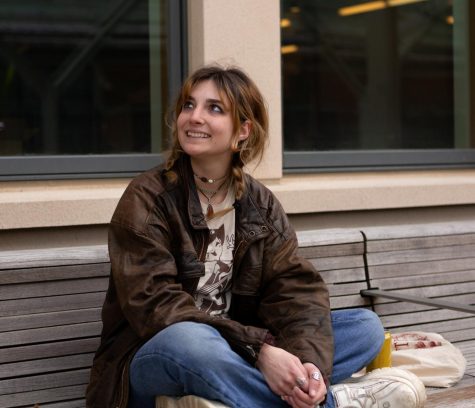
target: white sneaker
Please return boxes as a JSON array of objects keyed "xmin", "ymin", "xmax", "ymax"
[
  {"xmin": 156, "ymin": 395, "xmax": 230, "ymax": 408},
  {"xmin": 330, "ymin": 368, "xmax": 426, "ymax": 407}
]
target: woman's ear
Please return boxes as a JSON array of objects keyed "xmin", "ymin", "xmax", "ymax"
[{"xmin": 238, "ymin": 120, "xmax": 251, "ymax": 141}]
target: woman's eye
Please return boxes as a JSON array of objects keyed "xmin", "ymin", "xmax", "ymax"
[
  {"xmin": 210, "ymin": 104, "xmax": 223, "ymax": 113},
  {"xmin": 183, "ymin": 101, "xmax": 194, "ymax": 110}
]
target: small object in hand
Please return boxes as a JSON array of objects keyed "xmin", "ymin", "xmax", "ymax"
[
  {"xmin": 296, "ymin": 377, "xmax": 307, "ymax": 388},
  {"xmin": 311, "ymin": 371, "xmax": 321, "ymax": 381}
]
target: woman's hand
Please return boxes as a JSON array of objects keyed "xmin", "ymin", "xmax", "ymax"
[
  {"xmin": 283, "ymin": 363, "xmax": 327, "ymax": 408},
  {"xmin": 256, "ymin": 344, "xmax": 327, "ymax": 407},
  {"xmin": 256, "ymin": 343, "xmax": 309, "ymax": 397}
]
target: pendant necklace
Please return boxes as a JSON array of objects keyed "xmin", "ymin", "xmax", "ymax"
[
  {"xmin": 193, "ymin": 172, "xmax": 227, "ymax": 184},
  {"xmin": 197, "ymin": 179, "xmax": 228, "ymax": 219}
]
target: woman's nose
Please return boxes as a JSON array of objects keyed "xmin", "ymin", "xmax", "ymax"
[{"xmin": 190, "ymin": 107, "xmax": 205, "ymax": 123}]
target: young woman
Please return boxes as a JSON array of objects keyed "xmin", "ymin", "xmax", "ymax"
[{"xmin": 86, "ymin": 65, "xmax": 426, "ymax": 408}]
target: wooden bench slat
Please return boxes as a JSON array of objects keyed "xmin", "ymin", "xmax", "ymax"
[
  {"xmin": 0, "ymin": 338, "xmax": 100, "ymax": 364},
  {"xmin": 426, "ymin": 384, "xmax": 475, "ymax": 408},
  {"xmin": 319, "ymin": 267, "xmax": 366, "ymax": 284},
  {"xmin": 309, "ymin": 255, "xmax": 366, "ymax": 271},
  {"xmin": 370, "ymin": 269, "xmax": 475, "ymax": 289},
  {"xmin": 367, "ymin": 233, "xmax": 475, "ymax": 252},
  {"xmin": 366, "ymin": 244, "xmax": 475, "ymax": 266},
  {"xmin": 0, "ymin": 353, "xmax": 94, "ymax": 379},
  {"xmin": 387, "ymin": 318, "xmax": 475, "ymax": 340},
  {"xmin": 0, "ymin": 321, "xmax": 102, "ymax": 347},
  {"xmin": 0, "ymin": 245, "xmax": 109, "ymax": 270},
  {"xmin": 0, "ymin": 383, "xmax": 87, "ymax": 407},
  {"xmin": 298, "ymin": 242, "xmax": 364, "ymax": 258},
  {"xmin": 367, "ymin": 257, "xmax": 475, "ymax": 279},
  {"xmin": 33, "ymin": 400, "xmax": 86, "ymax": 408},
  {"xmin": 0, "ymin": 291, "xmax": 106, "ymax": 317},
  {"xmin": 0, "ymin": 368, "xmax": 89, "ymax": 395},
  {"xmin": 327, "ymin": 282, "xmax": 368, "ymax": 297},
  {"xmin": 363, "ymin": 221, "xmax": 475, "ymax": 241},
  {"xmin": 0, "ymin": 277, "xmax": 108, "ymax": 300},
  {"xmin": 0, "ymin": 308, "xmax": 102, "ymax": 332},
  {"xmin": 297, "ymin": 229, "xmax": 363, "ymax": 247},
  {"xmin": 379, "ymin": 308, "xmax": 475, "ymax": 327},
  {"xmin": 0, "ymin": 262, "xmax": 110, "ymax": 285},
  {"xmin": 329, "ymin": 295, "xmax": 371, "ymax": 309}
]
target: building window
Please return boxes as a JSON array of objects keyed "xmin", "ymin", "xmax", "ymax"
[
  {"xmin": 0, "ymin": 0, "xmax": 186, "ymax": 179},
  {"xmin": 281, "ymin": 0, "xmax": 475, "ymax": 171}
]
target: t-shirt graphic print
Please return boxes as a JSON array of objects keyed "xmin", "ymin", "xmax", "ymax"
[{"xmin": 195, "ymin": 188, "xmax": 235, "ymax": 316}]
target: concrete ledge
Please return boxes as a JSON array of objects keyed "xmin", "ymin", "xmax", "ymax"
[
  {"xmin": 267, "ymin": 169, "xmax": 475, "ymax": 214},
  {"xmin": 0, "ymin": 179, "xmax": 128, "ymax": 229},
  {"xmin": 1, "ymin": 170, "xmax": 475, "ymax": 229}
]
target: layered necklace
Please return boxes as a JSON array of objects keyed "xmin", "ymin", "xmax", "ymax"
[{"xmin": 195, "ymin": 176, "xmax": 229, "ymax": 219}]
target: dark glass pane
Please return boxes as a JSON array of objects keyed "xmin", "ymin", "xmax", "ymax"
[
  {"xmin": 281, "ymin": 0, "xmax": 470, "ymax": 151},
  {"xmin": 0, "ymin": 0, "xmax": 169, "ymax": 156}
]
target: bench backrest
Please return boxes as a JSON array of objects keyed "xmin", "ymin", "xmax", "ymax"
[{"xmin": 363, "ymin": 221, "xmax": 475, "ymax": 345}]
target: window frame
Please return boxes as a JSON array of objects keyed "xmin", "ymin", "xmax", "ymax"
[
  {"xmin": 284, "ymin": 150, "xmax": 475, "ymax": 173},
  {"xmin": 0, "ymin": 0, "xmax": 187, "ymax": 181}
]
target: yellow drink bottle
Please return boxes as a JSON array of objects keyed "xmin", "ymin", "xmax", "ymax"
[{"xmin": 366, "ymin": 332, "xmax": 392, "ymax": 371}]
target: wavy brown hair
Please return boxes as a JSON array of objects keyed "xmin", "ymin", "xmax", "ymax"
[{"xmin": 165, "ymin": 64, "xmax": 269, "ymax": 199}]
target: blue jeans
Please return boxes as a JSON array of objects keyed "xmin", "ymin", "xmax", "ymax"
[{"xmin": 129, "ymin": 309, "xmax": 384, "ymax": 408}]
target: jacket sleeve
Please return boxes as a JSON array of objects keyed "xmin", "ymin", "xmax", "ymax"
[
  {"xmin": 109, "ymin": 217, "xmax": 269, "ymax": 362},
  {"xmin": 257, "ymin": 200, "xmax": 334, "ymax": 380}
]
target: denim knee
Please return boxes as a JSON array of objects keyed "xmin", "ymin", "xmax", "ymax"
[
  {"xmin": 362, "ymin": 309, "xmax": 384, "ymax": 337},
  {"xmin": 353, "ymin": 308, "xmax": 385, "ymax": 352},
  {"xmin": 332, "ymin": 308, "xmax": 385, "ymax": 352},
  {"xmin": 134, "ymin": 322, "xmax": 231, "ymax": 368}
]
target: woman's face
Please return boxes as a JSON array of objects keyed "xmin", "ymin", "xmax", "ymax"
[{"xmin": 177, "ymin": 80, "xmax": 249, "ymax": 167}]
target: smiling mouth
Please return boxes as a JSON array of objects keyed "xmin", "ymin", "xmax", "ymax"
[{"xmin": 186, "ymin": 131, "xmax": 210, "ymax": 138}]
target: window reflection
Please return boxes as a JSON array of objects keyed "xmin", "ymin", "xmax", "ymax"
[
  {"xmin": 281, "ymin": 0, "xmax": 472, "ymax": 151},
  {"xmin": 0, "ymin": 0, "xmax": 169, "ymax": 156}
]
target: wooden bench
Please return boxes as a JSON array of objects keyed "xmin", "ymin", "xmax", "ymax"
[
  {"xmin": 0, "ymin": 246, "xmax": 109, "ymax": 407},
  {"xmin": 0, "ymin": 223, "xmax": 474, "ymax": 407},
  {"xmin": 360, "ymin": 221, "xmax": 475, "ymax": 400}
]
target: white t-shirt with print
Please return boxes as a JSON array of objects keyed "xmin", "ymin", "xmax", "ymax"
[{"xmin": 195, "ymin": 187, "xmax": 235, "ymax": 317}]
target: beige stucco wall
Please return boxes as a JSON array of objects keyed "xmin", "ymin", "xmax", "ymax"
[
  {"xmin": 187, "ymin": 0, "xmax": 282, "ymax": 180},
  {"xmin": 1, "ymin": 0, "xmax": 475, "ymax": 249}
]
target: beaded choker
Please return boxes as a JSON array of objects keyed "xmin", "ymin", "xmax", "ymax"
[{"xmin": 193, "ymin": 173, "xmax": 227, "ymax": 184}]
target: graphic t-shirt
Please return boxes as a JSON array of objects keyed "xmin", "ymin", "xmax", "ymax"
[{"xmin": 195, "ymin": 188, "xmax": 235, "ymax": 316}]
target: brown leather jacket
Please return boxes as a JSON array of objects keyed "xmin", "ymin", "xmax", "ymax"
[{"xmin": 86, "ymin": 156, "xmax": 333, "ymax": 407}]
